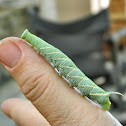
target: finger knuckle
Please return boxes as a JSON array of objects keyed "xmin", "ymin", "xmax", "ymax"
[{"xmin": 20, "ymin": 70, "xmax": 53, "ymax": 102}]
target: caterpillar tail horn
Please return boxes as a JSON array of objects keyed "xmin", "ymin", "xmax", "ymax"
[
  {"xmin": 101, "ymin": 92, "xmax": 122, "ymax": 110},
  {"xmin": 109, "ymin": 92, "xmax": 123, "ymax": 96}
]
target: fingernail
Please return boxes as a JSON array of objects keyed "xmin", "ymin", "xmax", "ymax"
[{"xmin": 0, "ymin": 42, "xmax": 22, "ymax": 68}]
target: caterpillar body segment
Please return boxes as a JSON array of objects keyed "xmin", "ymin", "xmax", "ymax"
[{"xmin": 21, "ymin": 29, "xmax": 122, "ymax": 110}]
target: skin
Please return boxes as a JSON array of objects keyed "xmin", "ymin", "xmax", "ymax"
[{"xmin": 0, "ymin": 37, "xmax": 122, "ymax": 126}]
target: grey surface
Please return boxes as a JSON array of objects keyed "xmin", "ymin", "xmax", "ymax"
[
  {"xmin": 0, "ymin": 79, "xmax": 26, "ymax": 126},
  {"xmin": 0, "ymin": 8, "xmax": 28, "ymax": 40}
]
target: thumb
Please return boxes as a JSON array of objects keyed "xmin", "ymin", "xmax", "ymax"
[
  {"xmin": 0, "ymin": 37, "xmax": 122, "ymax": 126},
  {"xmin": 0, "ymin": 37, "xmax": 90, "ymax": 125}
]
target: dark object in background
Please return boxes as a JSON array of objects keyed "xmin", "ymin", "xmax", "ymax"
[{"xmin": 28, "ymin": 8, "xmax": 110, "ymax": 79}]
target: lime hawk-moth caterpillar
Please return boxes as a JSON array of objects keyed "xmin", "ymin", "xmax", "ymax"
[{"xmin": 21, "ymin": 29, "xmax": 122, "ymax": 110}]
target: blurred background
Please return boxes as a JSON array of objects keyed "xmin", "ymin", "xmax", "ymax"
[{"xmin": 0, "ymin": 0, "xmax": 126, "ymax": 125}]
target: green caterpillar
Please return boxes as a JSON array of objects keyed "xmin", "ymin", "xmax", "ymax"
[{"xmin": 21, "ymin": 29, "xmax": 122, "ymax": 110}]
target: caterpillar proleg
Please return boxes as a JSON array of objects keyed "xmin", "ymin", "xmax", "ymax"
[{"xmin": 21, "ymin": 29, "xmax": 122, "ymax": 110}]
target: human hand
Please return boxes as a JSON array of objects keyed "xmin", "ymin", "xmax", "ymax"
[{"xmin": 0, "ymin": 37, "xmax": 122, "ymax": 126}]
